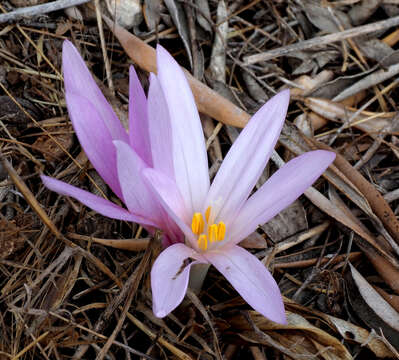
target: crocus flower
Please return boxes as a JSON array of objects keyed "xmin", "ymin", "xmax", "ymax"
[
  {"xmin": 41, "ymin": 40, "xmax": 183, "ymax": 246},
  {"xmin": 143, "ymin": 47, "xmax": 336, "ymax": 324}
]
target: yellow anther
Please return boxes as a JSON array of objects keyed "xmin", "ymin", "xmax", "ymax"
[
  {"xmin": 217, "ymin": 222, "xmax": 226, "ymax": 241},
  {"xmin": 191, "ymin": 213, "xmax": 204, "ymax": 235},
  {"xmin": 198, "ymin": 234, "xmax": 208, "ymax": 251},
  {"xmin": 205, "ymin": 206, "xmax": 211, "ymax": 223},
  {"xmin": 208, "ymin": 224, "xmax": 218, "ymax": 243}
]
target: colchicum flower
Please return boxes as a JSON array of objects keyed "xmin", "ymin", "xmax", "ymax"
[
  {"xmin": 42, "ymin": 41, "xmax": 335, "ymax": 325},
  {"xmin": 143, "ymin": 47, "xmax": 335, "ymax": 324}
]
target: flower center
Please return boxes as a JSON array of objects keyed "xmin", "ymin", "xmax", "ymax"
[{"xmin": 191, "ymin": 206, "xmax": 226, "ymax": 251}]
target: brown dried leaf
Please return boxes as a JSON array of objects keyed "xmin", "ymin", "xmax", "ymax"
[
  {"xmin": 326, "ymin": 314, "xmax": 395, "ymax": 358},
  {"xmin": 239, "ymin": 232, "xmax": 267, "ymax": 249},
  {"xmin": 230, "ymin": 311, "xmax": 352, "ymax": 360}
]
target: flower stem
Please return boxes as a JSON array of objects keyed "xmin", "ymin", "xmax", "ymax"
[{"xmin": 188, "ymin": 263, "xmax": 210, "ymax": 294}]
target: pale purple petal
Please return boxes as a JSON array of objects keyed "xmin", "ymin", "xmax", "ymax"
[
  {"xmin": 151, "ymin": 243, "xmax": 206, "ymax": 317},
  {"xmin": 129, "ymin": 66, "xmax": 152, "ymax": 166},
  {"xmin": 206, "ymin": 90, "xmax": 290, "ymax": 223},
  {"xmin": 205, "ymin": 245, "xmax": 286, "ymax": 324},
  {"xmin": 230, "ymin": 150, "xmax": 336, "ymax": 243},
  {"xmin": 147, "ymin": 73, "xmax": 174, "ymax": 179},
  {"xmin": 62, "ymin": 40, "xmax": 128, "ymax": 142},
  {"xmin": 41, "ymin": 175, "xmax": 155, "ymax": 226},
  {"xmin": 156, "ymin": 45, "xmax": 209, "ymax": 214},
  {"xmin": 114, "ymin": 140, "xmax": 164, "ymax": 225},
  {"xmin": 143, "ymin": 168, "xmax": 196, "ymax": 246},
  {"xmin": 65, "ymin": 93, "xmax": 122, "ymax": 199}
]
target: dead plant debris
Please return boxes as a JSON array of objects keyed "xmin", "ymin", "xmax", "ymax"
[{"xmin": 0, "ymin": 0, "xmax": 399, "ymax": 359}]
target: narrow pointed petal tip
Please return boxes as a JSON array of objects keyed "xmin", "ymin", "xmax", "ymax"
[
  {"xmin": 62, "ymin": 40, "xmax": 128, "ymax": 143},
  {"xmin": 40, "ymin": 175, "xmax": 156, "ymax": 225},
  {"xmin": 230, "ymin": 149, "xmax": 336, "ymax": 242}
]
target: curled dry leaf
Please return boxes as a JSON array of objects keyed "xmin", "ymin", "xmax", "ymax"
[
  {"xmin": 229, "ymin": 311, "xmax": 352, "ymax": 360},
  {"xmin": 345, "ymin": 263, "xmax": 399, "ymax": 350},
  {"xmin": 326, "ymin": 314, "xmax": 396, "ymax": 358}
]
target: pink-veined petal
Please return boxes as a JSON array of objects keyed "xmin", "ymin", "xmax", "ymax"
[
  {"xmin": 129, "ymin": 65, "xmax": 152, "ymax": 165},
  {"xmin": 156, "ymin": 45, "xmax": 209, "ymax": 214},
  {"xmin": 206, "ymin": 90, "xmax": 290, "ymax": 223},
  {"xmin": 65, "ymin": 92, "xmax": 122, "ymax": 199},
  {"xmin": 62, "ymin": 40, "xmax": 128, "ymax": 143},
  {"xmin": 114, "ymin": 140, "xmax": 163, "ymax": 225},
  {"xmin": 151, "ymin": 243, "xmax": 206, "ymax": 317},
  {"xmin": 41, "ymin": 175, "xmax": 155, "ymax": 226},
  {"xmin": 230, "ymin": 150, "xmax": 336, "ymax": 243},
  {"xmin": 147, "ymin": 73, "xmax": 174, "ymax": 179},
  {"xmin": 205, "ymin": 245, "xmax": 286, "ymax": 324},
  {"xmin": 143, "ymin": 168, "xmax": 196, "ymax": 246}
]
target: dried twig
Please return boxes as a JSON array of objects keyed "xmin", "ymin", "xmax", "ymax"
[
  {"xmin": 244, "ymin": 15, "xmax": 399, "ymax": 64},
  {"xmin": 94, "ymin": 0, "xmax": 114, "ymax": 95},
  {"xmin": 95, "ymin": 242, "xmax": 154, "ymax": 360},
  {"xmin": 0, "ymin": 0, "xmax": 90, "ymax": 24}
]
